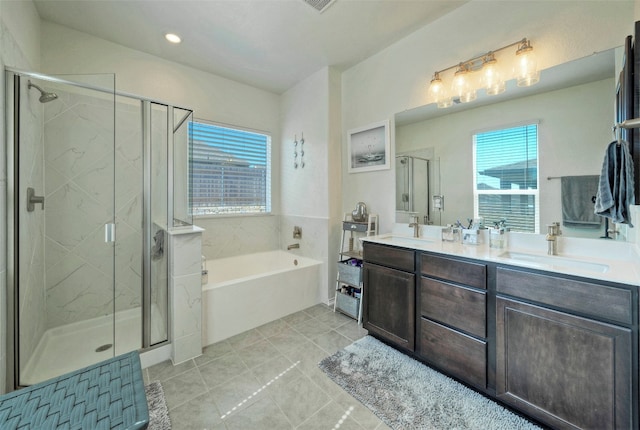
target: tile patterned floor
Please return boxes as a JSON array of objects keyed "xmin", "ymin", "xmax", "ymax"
[{"xmin": 143, "ymin": 304, "xmax": 391, "ymax": 430}]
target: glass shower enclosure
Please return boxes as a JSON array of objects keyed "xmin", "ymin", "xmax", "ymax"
[
  {"xmin": 395, "ymin": 154, "xmax": 430, "ymax": 220},
  {"xmin": 6, "ymin": 70, "xmax": 193, "ymax": 389}
]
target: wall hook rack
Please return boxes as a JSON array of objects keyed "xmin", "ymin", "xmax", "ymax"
[{"xmin": 300, "ymin": 132, "xmax": 305, "ymax": 168}]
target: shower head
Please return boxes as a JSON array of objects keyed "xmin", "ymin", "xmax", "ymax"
[
  {"xmin": 396, "ymin": 155, "xmax": 409, "ymax": 165},
  {"xmin": 28, "ymin": 80, "xmax": 58, "ymax": 103}
]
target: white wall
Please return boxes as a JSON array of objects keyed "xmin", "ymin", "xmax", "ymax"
[
  {"xmin": 280, "ymin": 67, "xmax": 342, "ymax": 302},
  {"xmin": 341, "ymin": 1, "xmax": 634, "ymax": 233}
]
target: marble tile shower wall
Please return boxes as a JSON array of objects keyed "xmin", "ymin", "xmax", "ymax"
[
  {"xmin": 169, "ymin": 230, "xmax": 202, "ymax": 363},
  {"xmin": 151, "ymin": 226, "xmax": 169, "ymax": 343},
  {"xmin": 114, "ymin": 99, "xmax": 145, "ymax": 317},
  {"xmin": 44, "ymin": 93, "xmax": 143, "ymax": 329},
  {"xmin": 18, "ymin": 80, "xmax": 46, "ymax": 377},
  {"xmin": 198, "ymin": 215, "xmax": 280, "ymax": 260}
]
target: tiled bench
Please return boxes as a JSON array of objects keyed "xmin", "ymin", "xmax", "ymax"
[{"xmin": 0, "ymin": 351, "xmax": 149, "ymax": 429}]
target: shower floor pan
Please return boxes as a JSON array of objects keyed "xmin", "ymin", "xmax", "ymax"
[{"xmin": 20, "ymin": 305, "xmax": 166, "ymax": 386}]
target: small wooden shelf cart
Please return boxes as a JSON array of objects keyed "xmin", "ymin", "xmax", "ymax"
[{"xmin": 334, "ymin": 213, "xmax": 378, "ymax": 324}]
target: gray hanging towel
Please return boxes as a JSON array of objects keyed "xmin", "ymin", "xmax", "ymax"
[
  {"xmin": 561, "ymin": 175, "xmax": 601, "ymax": 228},
  {"xmin": 594, "ymin": 140, "xmax": 635, "ymax": 227}
]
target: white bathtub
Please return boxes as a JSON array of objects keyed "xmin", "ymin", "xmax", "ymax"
[{"xmin": 202, "ymin": 250, "xmax": 322, "ymax": 345}]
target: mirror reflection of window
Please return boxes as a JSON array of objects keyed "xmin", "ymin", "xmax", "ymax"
[
  {"xmin": 395, "ymin": 154, "xmax": 431, "ymax": 221},
  {"xmin": 473, "ymin": 124, "xmax": 539, "ymax": 233}
]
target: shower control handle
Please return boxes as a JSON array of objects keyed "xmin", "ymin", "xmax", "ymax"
[{"xmin": 26, "ymin": 187, "xmax": 44, "ymax": 212}]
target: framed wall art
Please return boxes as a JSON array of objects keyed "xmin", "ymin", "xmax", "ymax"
[{"xmin": 347, "ymin": 119, "xmax": 390, "ymax": 173}]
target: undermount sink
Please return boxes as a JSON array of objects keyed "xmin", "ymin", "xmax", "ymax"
[
  {"xmin": 376, "ymin": 235, "xmax": 435, "ymax": 247},
  {"xmin": 499, "ymin": 251, "xmax": 610, "ymax": 273}
]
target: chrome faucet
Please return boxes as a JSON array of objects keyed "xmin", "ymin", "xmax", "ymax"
[
  {"xmin": 287, "ymin": 243, "xmax": 300, "ymax": 250},
  {"xmin": 409, "ymin": 215, "xmax": 420, "ymax": 238},
  {"xmin": 546, "ymin": 222, "xmax": 562, "ymax": 255}
]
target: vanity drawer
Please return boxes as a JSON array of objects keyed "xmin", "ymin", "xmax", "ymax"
[
  {"xmin": 364, "ymin": 243, "xmax": 414, "ymax": 272},
  {"xmin": 419, "ymin": 317, "xmax": 487, "ymax": 389},
  {"xmin": 496, "ymin": 267, "xmax": 633, "ymax": 325},
  {"xmin": 420, "ymin": 277, "xmax": 486, "ymax": 339},
  {"xmin": 420, "ymin": 253, "xmax": 486, "ymax": 289}
]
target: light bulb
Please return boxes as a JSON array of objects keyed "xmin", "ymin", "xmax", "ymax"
[
  {"xmin": 165, "ymin": 33, "xmax": 182, "ymax": 44},
  {"xmin": 428, "ymin": 73, "xmax": 453, "ymax": 108},
  {"xmin": 515, "ymin": 40, "xmax": 539, "ymax": 87},
  {"xmin": 427, "ymin": 74, "xmax": 444, "ymax": 104},
  {"xmin": 451, "ymin": 66, "xmax": 476, "ymax": 103},
  {"xmin": 481, "ymin": 55, "xmax": 505, "ymax": 95}
]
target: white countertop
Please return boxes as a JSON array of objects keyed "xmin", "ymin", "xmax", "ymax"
[{"xmin": 362, "ymin": 227, "xmax": 640, "ymax": 287}]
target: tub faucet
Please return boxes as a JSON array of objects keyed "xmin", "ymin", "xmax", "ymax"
[
  {"xmin": 287, "ymin": 243, "xmax": 300, "ymax": 250},
  {"xmin": 546, "ymin": 222, "xmax": 561, "ymax": 255},
  {"xmin": 409, "ymin": 215, "xmax": 420, "ymax": 238}
]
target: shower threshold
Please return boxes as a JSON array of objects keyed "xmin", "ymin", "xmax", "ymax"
[{"xmin": 20, "ymin": 305, "xmax": 165, "ymax": 386}]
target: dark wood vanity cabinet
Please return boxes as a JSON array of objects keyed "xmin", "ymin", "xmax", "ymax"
[
  {"xmin": 496, "ymin": 267, "xmax": 634, "ymax": 430},
  {"xmin": 418, "ymin": 253, "xmax": 488, "ymax": 389},
  {"xmin": 362, "ymin": 243, "xmax": 416, "ymax": 351},
  {"xmin": 362, "ymin": 242, "xmax": 638, "ymax": 429}
]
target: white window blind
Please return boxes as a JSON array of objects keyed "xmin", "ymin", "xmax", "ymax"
[
  {"xmin": 473, "ymin": 124, "xmax": 539, "ymax": 233},
  {"xmin": 190, "ymin": 121, "xmax": 271, "ymax": 215}
]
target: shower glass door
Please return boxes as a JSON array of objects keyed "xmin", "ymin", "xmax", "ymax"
[{"xmin": 12, "ymin": 73, "xmax": 117, "ymax": 386}]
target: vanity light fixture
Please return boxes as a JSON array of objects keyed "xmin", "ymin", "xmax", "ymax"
[
  {"xmin": 165, "ymin": 33, "xmax": 182, "ymax": 44},
  {"xmin": 427, "ymin": 37, "xmax": 538, "ymax": 108}
]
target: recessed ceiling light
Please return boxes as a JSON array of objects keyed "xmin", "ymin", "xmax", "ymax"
[{"xmin": 165, "ymin": 33, "xmax": 181, "ymax": 44}]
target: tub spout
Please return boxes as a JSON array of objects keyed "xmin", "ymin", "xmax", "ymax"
[{"xmin": 287, "ymin": 243, "xmax": 300, "ymax": 250}]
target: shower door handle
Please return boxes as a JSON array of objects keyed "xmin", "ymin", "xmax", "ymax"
[
  {"xmin": 105, "ymin": 223, "xmax": 116, "ymax": 243},
  {"xmin": 26, "ymin": 187, "xmax": 45, "ymax": 211}
]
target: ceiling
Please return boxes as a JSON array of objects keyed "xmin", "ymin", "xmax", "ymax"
[{"xmin": 33, "ymin": 0, "xmax": 469, "ymax": 94}]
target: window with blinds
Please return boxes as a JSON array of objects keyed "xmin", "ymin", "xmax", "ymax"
[
  {"xmin": 473, "ymin": 124, "xmax": 539, "ymax": 233},
  {"xmin": 190, "ymin": 121, "xmax": 271, "ymax": 216}
]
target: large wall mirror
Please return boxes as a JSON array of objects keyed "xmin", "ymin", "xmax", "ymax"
[{"xmin": 394, "ymin": 47, "xmax": 619, "ymax": 239}]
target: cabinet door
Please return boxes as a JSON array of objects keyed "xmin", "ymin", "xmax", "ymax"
[
  {"xmin": 496, "ymin": 298, "xmax": 632, "ymax": 430},
  {"xmin": 363, "ymin": 263, "xmax": 415, "ymax": 351}
]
